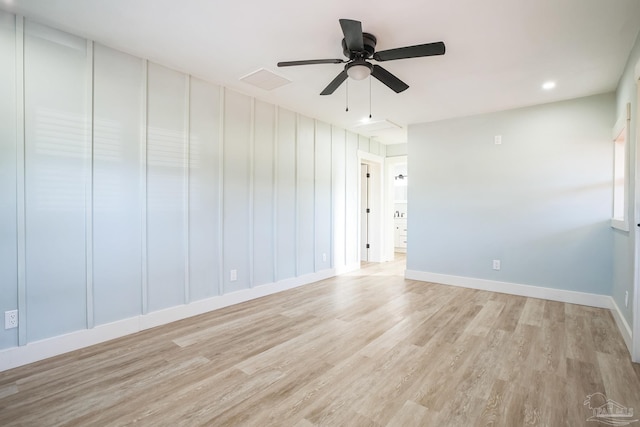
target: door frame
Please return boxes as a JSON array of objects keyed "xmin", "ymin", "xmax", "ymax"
[
  {"xmin": 385, "ymin": 155, "xmax": 407, "ymax": 261},
  {"xmin": 633, "ymin": 63, "xmax": 640, "ymax": 363}
]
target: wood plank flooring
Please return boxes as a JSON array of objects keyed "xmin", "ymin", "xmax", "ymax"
[{"xmin": 1, "ymin": 256, "xmax": 639, "ymax": 426}]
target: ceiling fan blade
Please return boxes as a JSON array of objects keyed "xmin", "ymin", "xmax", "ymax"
[
  {"xmin": 371, "ymin": 65, "xmax": 409, "ymax": 93},
  {"xmin": 373, "ymin": 41, "xmax": 446, "ymax": 62},
  {"xmin": 320, "ymin": 69, "xmax": 348, "ymax": 95},
  {"xmin": 339, "ymin": 19, "xmax": 364, "ymax": 51},
  {"xmin": 277, "ymin": 59, "xmax": 345, "ymax": 67}
]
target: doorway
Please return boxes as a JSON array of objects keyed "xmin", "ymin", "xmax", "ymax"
[
  {"xmin": 392, "ymin": 163, "xmax": 408, "ymax": 255},
  {"xmin": 384, "ymin": 156, "xmax": 408, "ymax": 262}
]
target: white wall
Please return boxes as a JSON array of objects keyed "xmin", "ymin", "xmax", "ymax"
[
  {"xmin": 0, "ymin": 12, "xmax": 374, "ymax": 355},
  {"xmin": 407, "ymin": 93, "xmax": 614, "ymax": 295}
]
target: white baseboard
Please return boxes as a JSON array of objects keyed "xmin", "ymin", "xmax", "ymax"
[
  {"xmin": 609, "ymin": 297, "xmax": 633, "ymax": 353},
  {"xmin": 405, "ymin": 270, "xmax": 632, "ymax": 351},
  {"xmin": 405, "ymin": 270, "xmax": 612, "ymax": 307},
  {"xmin": 0, "ymin": 268, "xmax": 336, "ymax": 372}
]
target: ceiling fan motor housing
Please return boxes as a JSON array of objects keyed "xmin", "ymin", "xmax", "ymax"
[
  {"xmin": 346, "ymin": 59, "xmax": 373, "ymax": 72},
  {"xmin": 342, "ymin": 32, "xmax": 377, "ymax": 59}
]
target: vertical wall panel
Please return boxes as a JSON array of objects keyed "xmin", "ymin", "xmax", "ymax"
[
  {"xmin": 378, "ymin": 143, "xmax": 386, "ymax": 157},
  {"xmin": 24, "ymin": 22, "xmax": 89, "ymax": 341},
  {"xmin": 0, "ymin": 11, "xmax": 18, "ymax": 349},
  {"xmin": 345, "ymin": 131, "xmax": 359, "ymax": 265},
  {"xmin": 314, "ymin": 121, "xmax": 332, "ymax": 271},
  {"xmin": 276, "ymin": 108, "xmax": 297, "ymax": 280},
  {"xmin": 189, "ymin": 78, "xmax": 221, "ymax": 300},
  {"xmin": 297, "ymin": 115, "xmax": 315, "ymax": 275},
  {"xmin": 253, "ymin": 100, "xmax": 275, "ymax": 286},
  {"xmin": 358, "ymin": 135, "xmax": 370, "ymax": 152},
  {"xmin": 369, "ymin": 139, "xmax": 380, "ymax": 156},
  {"xmin": 92, "ymin": 44, "xmax": 144, "ymax": 325},
  {"xmin": 331, "ymin": 127, "xmax": 346, "ymax": 269},
  {"xmin": 223, "ymin": 90, "xmax": 251, "ymax": 291},
  {"xmin": 146, "ymin": 63, "xmax": 187, "ymax": 312}
]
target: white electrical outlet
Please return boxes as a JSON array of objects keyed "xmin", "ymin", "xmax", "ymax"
[
  {"xmin": 494, "ymin": 135, "xmax": 502, "ymax": 145},
  {"xmin": 230, "ymin": 269, "xmax": 237, "ymax": 282},
  {"xmin": 625, "ymin": 291, "xmax": 629, "ymax": 308},
  {"xmin": 5, "ymin": 310, "xmax": 18, "ymax": 330},
  {"xmin": 492, "ymin": 260, "xmax": 501, "ymax": 271}
]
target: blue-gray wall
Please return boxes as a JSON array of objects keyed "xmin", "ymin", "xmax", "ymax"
[
  {"xmin": 613, "ymin": 30, "xmax": 640, "ymax": 325},
  {"xmin": 0, "ymin": 11, "xmax": 18, "ymax": 348},
  {"xmin": 408, "ymin": 93, "xmax": 615, "ymax": 295},
  {"xmin": 0, "ymin": 12, "xmax": 377, "ymax": 350}
]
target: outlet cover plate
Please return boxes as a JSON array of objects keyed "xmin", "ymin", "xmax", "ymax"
[{"xmin": 5, "ymin": 310, "xmax": 18, "ymax": 329}]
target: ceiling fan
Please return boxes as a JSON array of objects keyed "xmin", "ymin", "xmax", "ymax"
[{"xmin": 277, "ymin": 19, "xmax": 446, "ymax": 95}]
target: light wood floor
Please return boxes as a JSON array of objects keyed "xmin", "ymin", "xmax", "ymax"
[{"xmin": 1, "ymin": 256, "xmax": 639, "ymax": 426}]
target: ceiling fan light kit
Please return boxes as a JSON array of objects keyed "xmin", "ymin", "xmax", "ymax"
[
  {"xmin": 277, "ymin": 18, "xmax": 446, "ymax": 96},
  {"xmin": 346, "ymin": 61, "xmax": 372, "ymax": 80}
]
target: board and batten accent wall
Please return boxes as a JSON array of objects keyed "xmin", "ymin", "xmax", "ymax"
[{"xmin": 0, "ymin": 12, "xmax": 381, "ymax": 366}]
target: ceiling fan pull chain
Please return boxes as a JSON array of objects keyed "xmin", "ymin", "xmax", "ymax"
[
  {"xmin": 346, "ymin": 79, "xmax": 349, "ymax": 112},
  {"xmin": 369, "ymin": 76, "xmax": 372, "ymax": 119}
]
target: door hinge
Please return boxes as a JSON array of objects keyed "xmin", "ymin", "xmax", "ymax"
[
  {"xmin": 366, "ymin": 173, "xmax": 370, "ymax": 178},
  {"xmin": 366, "ymin": 208, "xmax": 370, "ymax": 213},
  {"xmin": 366, "ymin": 243, "xmax": 370, "ymax": 249}
]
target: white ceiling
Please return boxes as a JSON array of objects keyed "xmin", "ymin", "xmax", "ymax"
[{"xmin": 3, "ymin": 0, "xmax": 640, "ymax": 144}]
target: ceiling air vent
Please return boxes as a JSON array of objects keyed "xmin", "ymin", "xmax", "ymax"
[{"xmin": 240, "ymin": 68, "xmax": 292, "ymax": 91}]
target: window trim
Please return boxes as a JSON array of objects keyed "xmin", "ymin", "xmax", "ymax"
[{"xmin": 611, "ymin": 103, "xmax": 631, "ymax": 232}]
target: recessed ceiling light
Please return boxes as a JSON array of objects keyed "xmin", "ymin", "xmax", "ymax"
[{"xmin": 542, "ymin": 81, "xmax": 556, "ymax": 90}]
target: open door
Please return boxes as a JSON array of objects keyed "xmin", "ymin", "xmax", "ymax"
[
  {"xmin": 361, "ymin": 163, "xmax": 370, "ymax": 261},
  {"xmin": 358, "ymin": 151, "xmax": 384, "ymax": 262}
]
